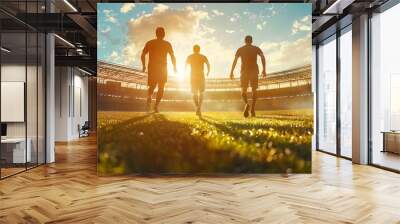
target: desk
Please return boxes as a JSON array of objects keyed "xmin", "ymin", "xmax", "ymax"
[
  {"xmin": 382, "ymin": 131, "xmax": 400, "ymax": 154},
  {"xmin": 1, "ymin": 138, "xmax": 31, "ymax": 163}
]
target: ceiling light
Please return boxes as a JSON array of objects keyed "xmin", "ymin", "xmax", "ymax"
[
  {"xmin": 78, "ymin": 67, "xmax": 94, "ymax": 76},
  {"xmin": 54, "ymin": 34, "xmax": 75, "ymax": 48},
  {"xmin": 323, "ymin": 0, "xmax": 342, "ymax": 14},
  {"xmin": 76, "ymin": 48, "xmax": 84, "ymax": 55},
  {"xmin": 322, "ymin": 0, "xmax": 354, "ymax": 15},
  {"xmin": 63, "ymin": 0, "xmax": 78, "ymax": 12},
  {"xmin": 1, "ymin": 47, "xmax": 11, "ymax": 53}
]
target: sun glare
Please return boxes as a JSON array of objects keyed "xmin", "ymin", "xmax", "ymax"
[{"xmin": 168, "ymin": 61, "xmax": 186, "ymax": 82}]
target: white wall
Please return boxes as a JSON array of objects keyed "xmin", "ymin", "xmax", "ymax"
[
  {"xmin": 55, "ymin": 66, "xmax": 70, "ymax": 141},
  {"xmin": 1, "ymin": 64, "xmax": 40, "ymax": 137},
  {"xmin": 1, "ymin": 63, "xmax": 46, "ymax": 164},
  {"xmin": 55, "ymin": 67, "xmax": 89, "ymax": 141},
  {"xmin": 72, "ymin": 73, "xmax": 89, "ymax": 138},
  {"xmin": 1, "ymin": 64, "xmax": 28, "ymax": 138}
]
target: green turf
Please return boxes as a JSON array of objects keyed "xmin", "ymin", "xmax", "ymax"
[{"xmin": 97, "ymin": 111, "xmax": 313, "ymax": 174}]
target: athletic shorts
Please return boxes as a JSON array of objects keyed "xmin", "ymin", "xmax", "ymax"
[
  {"xmin": 191, "ymin": 76, "xmax": 205, "ymax": 93},
  {"xmin": 148, "ymin": 65, "xmax": 167, "ymax": 87},
  {"xmin": 240, "ymin": 73, "xmax": 258, "ymax": 89}
]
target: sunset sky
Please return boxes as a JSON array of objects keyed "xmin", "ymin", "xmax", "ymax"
[{"xmin": 98, "ymin": 3, "xmax": 311, "ymax": 78}]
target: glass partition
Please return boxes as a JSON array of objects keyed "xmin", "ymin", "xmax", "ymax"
[
  {"xmin": 317, "ymin": 35, "xmax": 337, "ymax": 154},
  {"xmin": 1, "ymin": 31, "xmax": 28, "ymax": 177},
  {"xmin": 0, "ymin": 1, "xmax": 46, "ymax": 179}
]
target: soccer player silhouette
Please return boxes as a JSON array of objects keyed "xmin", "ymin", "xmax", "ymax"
[
  {"xmin": 230, "ymin": 35, "xmax": 266, "ymax": 118},
  {"xmin": 186, "ymin": 44, "xmax": 210, "ymax": 117},
  {"xmin": 141, "ymin": 27, "xmax": 177, "ymax": 113}
]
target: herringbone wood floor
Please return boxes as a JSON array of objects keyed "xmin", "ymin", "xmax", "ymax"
[{"xmin": 1, "ymin": 137, "xmax": 400, "ymax": 224}]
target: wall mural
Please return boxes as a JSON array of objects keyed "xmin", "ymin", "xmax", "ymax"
[{"xmin": 97, "ymin": 3, "xmax": 313, "ymax": 174}]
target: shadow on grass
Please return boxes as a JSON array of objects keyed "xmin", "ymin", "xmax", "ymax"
[
  {"xmin": 98, "ymin": 113, "xmax": 310, "ymax": 175},
  {"xmin": 201, "ymin": 115, "xmax": 312, "ymax": 135},
  {"xmin": 200, "ymin": 116, "xmax": 253, "ymax": 142},
  {"xmin": 199, "ymin": 115, "xmax": 311, "ymax": 163}
]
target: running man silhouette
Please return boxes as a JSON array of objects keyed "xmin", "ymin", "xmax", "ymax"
[
  {"xmin": 141, "ymin": 27, "xmax": 177, "ymax": 113},
  {"xmin": 186, "ymin": 44, "xmax": 210, "ymax": 117},
  {"xmin": 230, "ymin": 35, "xmax": 266, "ymax": 118}
]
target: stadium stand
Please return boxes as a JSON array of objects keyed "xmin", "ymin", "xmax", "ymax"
[{"xmin": 97, "ymin": 61, "xmax": 313, "ymax": 111}]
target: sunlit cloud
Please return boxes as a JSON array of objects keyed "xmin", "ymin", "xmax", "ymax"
[
  {"xmin": 98, "ymin": 3, "xmax": 312, "ymax": 76},
  {"xmin": 121, "ymin": 4, "xmax": 232, "ymax": 77},
  {"xmin": 292, "ymin": 15, "xmax": 311, "ymax": 34},
  {"xmin": 103, "ymin": 9, "xmax": 117, "ymax": 23},
  {"xmin": 120, "ymin": 3, "xmax": 135, "ymax": 13},
  {"xmin": 101, "ymin": 26, "xmax": 111, "ymax": 33},
  {"xmin": 212, "ymin": 9, "xmax": 224, "ymax": 16},
  {"xmin": 256, "ymin": 21, "xmax": 267, "ymax": 31},
  {"xmin": 108, "ymin": 51, "xmax": 120, "ymax": 63},
  {"xmin": 229, "ymin": 12, "xmax": 240, "ymax": 22},
  {"xmin": 154, "ymin": 4, "xmax": 169, "ymax": 13},
  {"xmin": 267, "ymin": 6, "xmax": 278, "ymax": 17},
  {"xmin": 260, "ymin": 35, "xmax": 311, "ymax": 72}
]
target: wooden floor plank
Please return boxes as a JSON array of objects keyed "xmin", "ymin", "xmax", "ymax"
[{"xmin": 0, "ymin": 136, "xmax": 400, "ymax": 223}]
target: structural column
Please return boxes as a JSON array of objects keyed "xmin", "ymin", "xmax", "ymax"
[
  {"xmin": 45, "ymin": 0, "xmax": 55, "ymax": 163},
  {"xmin": 352, "ymin": 14, "xmax": 369, "ymax": 164},
  {"xmin": 46, "ymin": 32, "xmax": 55, "ymax": 163}
]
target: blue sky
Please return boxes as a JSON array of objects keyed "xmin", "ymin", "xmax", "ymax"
[{"xmin": 98, "ymin": 3, "xmax": 311, "ymax": 77}]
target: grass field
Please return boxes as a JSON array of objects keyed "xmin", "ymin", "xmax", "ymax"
[{"xmin": 97, "ymin": 110, "xmax": 313, "ymax": 174}]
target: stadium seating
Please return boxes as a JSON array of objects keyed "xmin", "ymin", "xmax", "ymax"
[{"xmin": 97, "ymin": 61, "xmax": 313, "ymax": 111}]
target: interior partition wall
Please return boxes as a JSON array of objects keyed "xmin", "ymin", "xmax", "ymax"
[
  {"xmin": 370, "ymin": 2, "xmax": 400, "ymax": 172},
  {"xmin": 0, "ymin": 1, "xmax": 47, "ymax": 179},
  {"xmin": 315, "ymin": 24, "xmax": 353, "ymax": 159}
]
